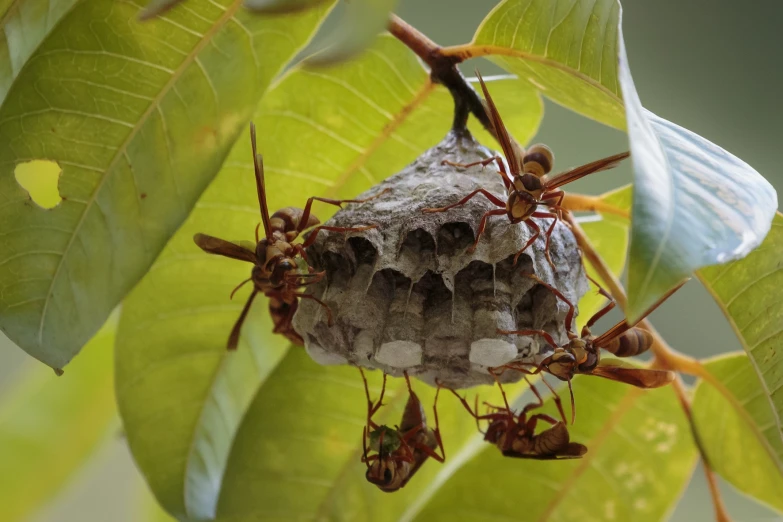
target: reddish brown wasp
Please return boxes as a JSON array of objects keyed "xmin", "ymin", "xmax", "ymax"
[
  {"xmin": 498, "ymin": 274, "xmax": 682, "ymax": 420},
  {"xmin": 360, "ymin": 369, "xmax": 445, "ymax": 492},
  {"xmin": 423, "ymin": 71, "xmax": 629, "ymax": 267},
  {"xmin": 447, "ymin": 371, "xmax": 586, "ymax": 460},
  {"xmin": 194, "ymin": 123, "xmax": 383, "ymax": 349}
]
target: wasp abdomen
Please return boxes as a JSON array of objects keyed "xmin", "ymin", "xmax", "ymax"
[
  {"xmin": 531, "ymin": 422, "xmax": 569, "ymax": 455},
  {"xmin": 604, "ymin": 327, "xmax": 653, "ymax": 357},
  {"xmin": 522, "ymin": 143, "xmax": 554, "ymax": 177},
  {"xmin": 270, "ymin": 207, "xmax": 320, "ymax": 234},
  {"xmin": 269, "ymin": 296, "xmax": 303, "ymax": 345}
]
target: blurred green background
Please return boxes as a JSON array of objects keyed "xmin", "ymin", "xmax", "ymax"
[{"xmin": 1, "ymin": 0, "xmax": 781, "ymax": 520}]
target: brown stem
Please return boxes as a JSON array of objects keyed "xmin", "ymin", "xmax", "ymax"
[
  {"xmin": 564, "ymin": 212, "xmax": 733, "ymax": 522},
  {"xmin": 561, "ymin": 193, "xmax": 630, "ymax": 219},
  {"xmin": 668, "ymin": 374, "xmax": 732, "ymax": 522},
  {"xmin": 388, "ymin": 14, "xmax": 493, "ymax": 136}
]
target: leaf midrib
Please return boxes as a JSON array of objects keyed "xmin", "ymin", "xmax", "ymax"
[
  {"xmin": 536, "ymin": 386, "xmax": 643, "ymax": 522},
  {"xmin": 322, "ymin": 79, "xmax": 435, "ymax": 200},
  {"xmin": 440, "ymin": 44, "xmax": 623, "ymax": 108},
  {"xmin": 36, "ymin": 0, "xmax": 245, "ymax": 349},
  {"xmin": 696, "ymin": 277, "xmax": 783, "ymax": 468}
]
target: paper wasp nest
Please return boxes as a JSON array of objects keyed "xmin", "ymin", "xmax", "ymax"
[{"xmin": 292, "ymin": 132, "xmax": 588, "ymax": 389}]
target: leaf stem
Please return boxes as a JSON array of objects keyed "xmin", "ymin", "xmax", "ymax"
[
  {"xmin": 564, "ymin": 213, "xmax": 733, "ymax": 522},
  {"xmin": 388, "ymin": 15, "xmax": 493, "ymax": 135},
  {"xmin": 667, "ymin": 375, "xmax": 732, "ymax": 522},
  {"xmin": 561, "ymin": 193, "xmax": 630, "ymax": 219}
]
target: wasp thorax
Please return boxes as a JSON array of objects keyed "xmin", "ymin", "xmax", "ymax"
[
  {"xmin": 522, "ymin": 143, "xmax": 554, "ymax": 177},
  {"xmin": 485, "ymin": 419, "xmax": 510, "ymax": 446},
  {"xmin": 292, "ymin": 132, "xmax": 588, "ymax": 389},
  {"xmin": 514, "ymin": 173, "xmax": 544, "ymax": 194},
  {"xmin": 370, "ymin": 426, "xmax": 402, "ymax": 454}
]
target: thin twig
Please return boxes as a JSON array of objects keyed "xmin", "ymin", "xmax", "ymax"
[
  {"xmin": 564, "ymin": 213, "xmax": 733, "ymax": 522},
  {"xmin": 667, "ymin": 374, "xmax": 732, "ymax": 522},
  {"xmin": 388, "ymin": 14, "xmax": 494, "ymax": 135}
]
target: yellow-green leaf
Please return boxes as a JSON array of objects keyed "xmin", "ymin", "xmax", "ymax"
[
  {"xmin": 0, "ymin": 0, "xmax": 81, "ymax": 103},
  {"xmin": 116, "ymin": 35, "xmax": 543, "ymax": 521},
  {"xmin": 471, "ymin": 0, "xmax": 624, "ymax": 128},
  {"xmin": 244, "ymin": 0, "xmax": 329, "ymax": 13},
  {"xmin": 0, "ymin": 0, "xmax": 333, "ymax": 369},
  {"xmin": 577, "ymin": 184, "xmax": 631, "ymax": 327},
  {"xmin": 697, "ymin": 212, "xmax": 783, "ymax": 466},
  {"xmin": 0, "ymin": 313, "xmax": 116, "ymax": 522},
  {"xmin": 304, "ymin": 0, "xmax": 398, "ymax": 66},
  {"xmin": 692, "ymin": 353, "xmax": 783, "ymax": 513},
  {"xmin": 463, "ymin": 0, "xmax": 778, "ymax": 324},
  {"xmin": 414, "ymin": 375, "xmax": 696, "ymax": 522}
]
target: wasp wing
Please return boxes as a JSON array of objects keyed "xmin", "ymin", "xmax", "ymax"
[
  {"xmin": 501, "ymin": 445, "xmax": 587, "ymax": 460},
  {"xmin": 594, "ymin": 279, "xmax": 690, "ymax": 350},
  {"xmin": 193, "ymin": 233, "xmax": 257, "ymax": 264},
  {"xmin": 590, "ymin": 359, "xmax": 675, "ymax": 388},
  {"xmin": 544, "ymin": 151, "xmax": 630, "ymax": 191},
  {"xmin": 475, "ymin": 71, "xmax": 522, "ymax": 177}
]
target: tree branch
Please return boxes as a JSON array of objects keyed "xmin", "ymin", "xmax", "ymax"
[
  {"xmin": 564, "ymin": 213, "xmax": 733, "ymax": 522},
  {"xmin": 388, "ymin": 15, "xmax": 493, "ymax": 136}
]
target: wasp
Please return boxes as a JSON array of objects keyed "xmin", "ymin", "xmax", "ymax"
[
  {"xmin": 194, "ymin": 123, "xmax": 384, "ymax": 349},
  {"xmin": 498, "ymin": 274, "xmax": 682, "ymax": 421},
  {"xmin": 360, "ymin": 369, "xmax": 445, "ymax": 492},
  {"xmin": 447, "ymin": 371, "xmax": 586, "ymax": 460},
  {"xmin": 423, "ymin": 71, "xmax": 629, "ymax": 268}
]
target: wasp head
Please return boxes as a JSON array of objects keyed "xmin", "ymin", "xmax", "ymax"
[
  {"xmin": 365, "ymin": 457, "xmax": 410, "ymax": 492},
  {"xmin": 547, "ymin": 348, "xmax": 577, "ymax": 381}
]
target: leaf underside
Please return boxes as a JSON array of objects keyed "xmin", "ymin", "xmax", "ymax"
[
  {"xmin": 697, "ymin": 213, "xmax": 783, "ymax": 466},
  {"xmin": 472, "ymin": 0, "xmax": 625, "ymax": 129},
  {"xmin": 465, "ymin": 0, "xmax": 778, "ymax": 323},
  {"xmin": 692, "ymin": 353, "xmax": 783, "ymax": 513}
]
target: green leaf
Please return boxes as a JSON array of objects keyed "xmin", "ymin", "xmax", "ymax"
[
  {"xmin": 244, "ymin": 0, "xmax": 331, "ymax": 14},
  {"xmin": 303, "ymin": 0, "xmax": 398, "ymax": 67},
  {"xmin": 216, "ymin": 350, "xmax": 529, "ymax": 521},
  {"xmin": 0, "ymin": 0, "xmax": 333, "ymax": 369},
  {"xmin": 471, "ymin": 0, "xmax": 625, "ymax": 129},
  {"xmin": 0, "ymin": 313, "xmax": 116, "ymax": 521},
  {"xmin": 138, "ymin": 0, "xmax": 184, "ymax": 21},
  {"xmin": 116, "ymin": 35, "xmax": 543, "ymax": 521},
  {"xmin": 0, "ymin": 0, "xmax": 81, "ymax": 104},
  {"xmin": 576, "ymin": 184, "xmax": 631, "ymax": 328},
  {"xmin": 697, "ymin": 212, "xmax": 783, "ymax": 462},
  {"xmin": 618, "ymin": 30, "xmax": 777, "ymax": 323},
  {"xmin": 411, "ymin": 374, "xmax": 696, "ymax": 521},
  {"xmin": 466, "ymin": 0, "xmax": 778, "ymax": 324},
  {"xmin": 692, "ymin": 353, "xmax": 783, "ymax": 513}
]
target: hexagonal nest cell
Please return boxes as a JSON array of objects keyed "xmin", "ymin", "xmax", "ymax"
[{"xmin": 292, "ymin": 131, "xmax": 588, "ymax": 389}]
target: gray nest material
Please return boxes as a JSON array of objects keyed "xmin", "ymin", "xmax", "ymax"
[{"xmin": 292, "ymin": 131, "xmax": 588, "ymax": 389}]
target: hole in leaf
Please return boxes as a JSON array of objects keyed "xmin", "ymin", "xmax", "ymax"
[{"xmin": 14, "ymin": 160, "xmax": 62, "ymax": 209}]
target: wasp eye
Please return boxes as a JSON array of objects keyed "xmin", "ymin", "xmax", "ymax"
[
  {"xmin": 383, "ymin": 468, "xmax": 393, "ymax": 484},
  {"xmin": 552, "ymin": 352, "xmax": 576, "ymax": 364}
]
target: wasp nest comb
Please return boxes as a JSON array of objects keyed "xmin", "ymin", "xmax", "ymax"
[{"xmin": 292, "ymin": 131, "xmax": 589, "ymax": 388}]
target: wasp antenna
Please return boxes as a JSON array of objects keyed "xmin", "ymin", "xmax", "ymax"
[
  {"xmin": 250, "ymin": 123, "xmax": 273, "ymax": 240},
  {"xmin": 568, "ymin": 379, "xmax": 575, "ymax": 425},
  {"xmin": 229, "ymin": 277, "xmax": 252, "ymax": 300},
  {"xmin": 227, "ymin": 289, "xmax": 258, "ymax": 350}
]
